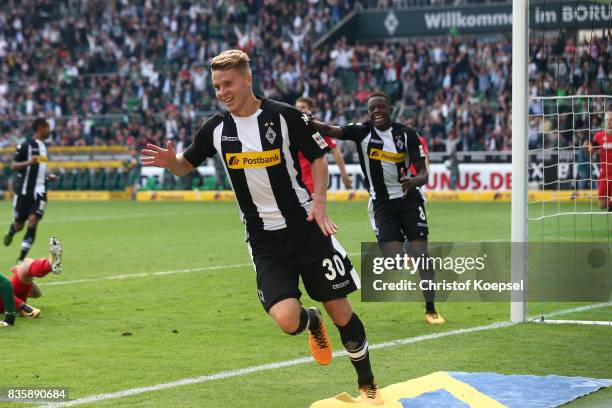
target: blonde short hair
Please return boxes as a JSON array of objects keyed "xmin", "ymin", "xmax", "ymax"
[
  {"xmin": 210, "ymin": 50, "xmax": 251, "ymax": 73},
  {"xmin": 296, "ymin": 96, "xmax": 316, "ymax": 110}
]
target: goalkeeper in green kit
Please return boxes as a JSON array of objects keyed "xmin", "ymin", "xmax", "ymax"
[{"xmin": 0, "ymin": 274, "xmax": 16, "ymax": 327}]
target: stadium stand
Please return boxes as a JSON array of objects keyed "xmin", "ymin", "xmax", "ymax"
[{"xmin": 0, "ymin": 0, "xmax": 609, "ymax": 191}]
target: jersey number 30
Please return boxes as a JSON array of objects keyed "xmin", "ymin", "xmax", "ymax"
[{"xmin": 323, "ymin": 255, "xmax": 345, "ymax": 280}]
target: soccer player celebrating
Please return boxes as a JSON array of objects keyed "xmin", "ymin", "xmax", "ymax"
[
  {"xmin": 295, "ymin": 97, "xmax": 352, "ymax": 193},
  {"xmin": 590, "ymin": 112, "xmax": 612, "ymax": 212},
  {"xmin": 312, "ymin": 92, "xmax": 445, "ymax": 324},
  {"xmin": 0, "ymin": 237, "xmax": 63, "ymax": 321},
  {"xmin": 141, "ymin": 50, "xmax": 383, "ymax": 404},
  {"xmin": 4, "ymin": 118, "xmax": 57, "ymax": 262}
]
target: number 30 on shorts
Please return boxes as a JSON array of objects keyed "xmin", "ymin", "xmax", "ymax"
[{"xmin": 322, "ymin": 255, "xmax": 345, "ymax": 280}]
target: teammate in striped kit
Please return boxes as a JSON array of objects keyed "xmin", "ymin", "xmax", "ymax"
[
  {"xmin": 4, "ymin": 119, "xmax": 57, "ymax": 262},
  {"xmin": 312, "ymin": 92, "xmax": 445, "ymax": 324},
  {"xmin": 142, "ymin": 50, "xmax": 383, "ymax": 404}
]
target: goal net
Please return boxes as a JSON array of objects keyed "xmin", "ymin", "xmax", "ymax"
[
  {"xmin": 513, "ymin": 0, "xmax": 612, "ymax": 325},
  {"xmin": 527, "ymin": 95, "xmax": 612, "ymax": 325}
]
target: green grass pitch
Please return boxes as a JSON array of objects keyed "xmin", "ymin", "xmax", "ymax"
[{"xmin": 0, "ymin": 200, "xmax": 610, "ymax": 407}]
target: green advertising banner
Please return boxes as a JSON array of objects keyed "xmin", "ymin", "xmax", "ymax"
[{"xmin": 342, "ymin": 2, "xmax": 611, "ymax": 40}]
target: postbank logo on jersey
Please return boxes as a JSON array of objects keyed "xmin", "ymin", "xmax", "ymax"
[
  {"xmin": 225, "ymin": 149, "xmax": 281, "ymax": 169},
  {"xmin": 369, "ymin": 148, "xmax": 406, "ymax": 163}
]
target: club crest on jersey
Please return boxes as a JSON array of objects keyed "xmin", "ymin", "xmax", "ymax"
[
  {"xmin": 395, "ymin": 136, "xmax": 404, "ymax": 150},
  {"xmin": 265, "ymin": 126, "xmax": 277, "ymax": 145},
  {"xmin": 301, "ymin": 114, "xmax": 309, "ymax": 125},
  {"xmin": 225, "ymin": 149, "xmax": 282, "ymax": 169}
]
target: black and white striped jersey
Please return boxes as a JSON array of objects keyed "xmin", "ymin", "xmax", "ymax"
[
  {"xmin": 340, "ymin": 121, "xmax": 426, "ymax": 203},
  {"xmin": 13, "ymin": 138, "xmax": 49, "ymax": 196},
  {"xmin": 183, "ymin": 98, "xmax": 330, "ymax": 233}
]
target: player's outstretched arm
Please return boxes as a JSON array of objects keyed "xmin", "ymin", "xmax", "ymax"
[
  {"xmin": 308, "ymin": 156, "xmax": 338, "ymax": 236},
  {"xmin": 331, "ymin": 147, "xmax": 352, "ymax": 189},
  {"xmin": 312, "ymin": 120, "xmax": 343, "ymax": 139},
  {"xmin": 141, "ymin": 140, "xmax": 194, "ymax": 177}
]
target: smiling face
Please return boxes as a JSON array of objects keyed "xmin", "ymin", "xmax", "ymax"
[
  {"xmin": 211, "ymin": 68, "xmax": 253, "ymax": 115},
  {"xmin": 368, "ymin": 96, "xmax": 392, "ymax": 130}
]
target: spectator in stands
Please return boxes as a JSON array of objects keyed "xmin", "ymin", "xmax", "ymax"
[{"xmin": 0, "ymin": 0, "xmax": 607, "ymax": 163}]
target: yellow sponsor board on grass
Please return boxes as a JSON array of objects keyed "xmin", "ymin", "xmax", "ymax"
[
  {"xmin": 0, "ymin": 160, "xmax": 124, "ymax": 169},
  {"xmin": 0, "ymin": 146, "xmax": 129, "ymax": 154},
  {"xmin": 424, "ymin": 190, "xmax": 599, "ymax": 202},
  {"xmin": 225, "ymin": 149, "xmax": 281, "ymax": 169},
  {"xmin": 311, "ymin": 372, "xmax": 507, "ymax": 407},
  {"xmin": 136, "ymin": 191, "xmax": 237, "ymax": 201},
  {"xmin": 48, "ymin": 191, "xmax": 131, "ymax": 200},
  {"xmin": 368, "ymin": 148, "xmax": 405, "ymax": 163},
  {"xmin": 48, "ymin": 161, "xmax": 124, "ymax": 169},
  {"xmin": 136, "ymin": 191, "xmax": 194, "ymax": 201},
  {"xmin": 133, "ymin": 190, "xmax": 601, "ymax": 202}
]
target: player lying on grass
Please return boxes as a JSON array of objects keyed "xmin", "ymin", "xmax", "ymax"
[
  {"xmin": 0, "ymin": 274, "xmax": 16, "ymax": 326},
  {"xmin": 0, "ymin": 237, "xmax": 63, "ymax": 323}
]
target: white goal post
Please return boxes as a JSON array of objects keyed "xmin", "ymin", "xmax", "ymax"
[
  {"xmin": 511, "ymin": 0, "xmax": 611, "ymax": 325},
  {"xmin": 511, "ymin": 0, "xmax": 529, "ymax": 323}
]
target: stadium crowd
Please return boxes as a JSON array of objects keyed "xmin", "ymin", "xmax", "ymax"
[{"xmin": 0, "ymin": 0, "xmax": 609, "ymax": 157}]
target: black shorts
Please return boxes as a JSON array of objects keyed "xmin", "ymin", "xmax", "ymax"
[
  {"xmin": 13, "ymin": 193, "xmax": 47, "ymax": 223},
  {"xmin": 247, "ymin": 221, "xmax": 360, "ymax": 312},
  {"xmin": 368, "ymin": 197, "xmax": 428, "ymax": 242}
]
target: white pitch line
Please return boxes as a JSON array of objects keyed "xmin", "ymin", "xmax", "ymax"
[
  {"xmin": 530, "ymin": 302, "xmax": 612, "ymax": 321},
  {"xmin": 39, "ymin": 264, "xmax": 251, "ymax": 287},
  {"xmin": 535, "ymin": 320, "xmax": 612, "ymax": 326},
  {"xmin": 43, "ymin": 210, "xmax": 226, "ymax": 223},
  {"xmin": 36, "ymin": 321, "xmax": 513, "ymax": 408},
  {"xmin": 38, "ymin": 252, "xmax": 361, "ymax": 287},
  {"xmin": 30, "ymin": 260, "xmax": 612, "ymax": 406},
  {"xmin": 32, "ymin": 301, "xmax": 611, "ymax": 407}
]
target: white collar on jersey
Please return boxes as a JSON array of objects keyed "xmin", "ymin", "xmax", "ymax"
[{"xmin": 231, "ymin": 108, "xmax": 262, "ymax": 121}]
